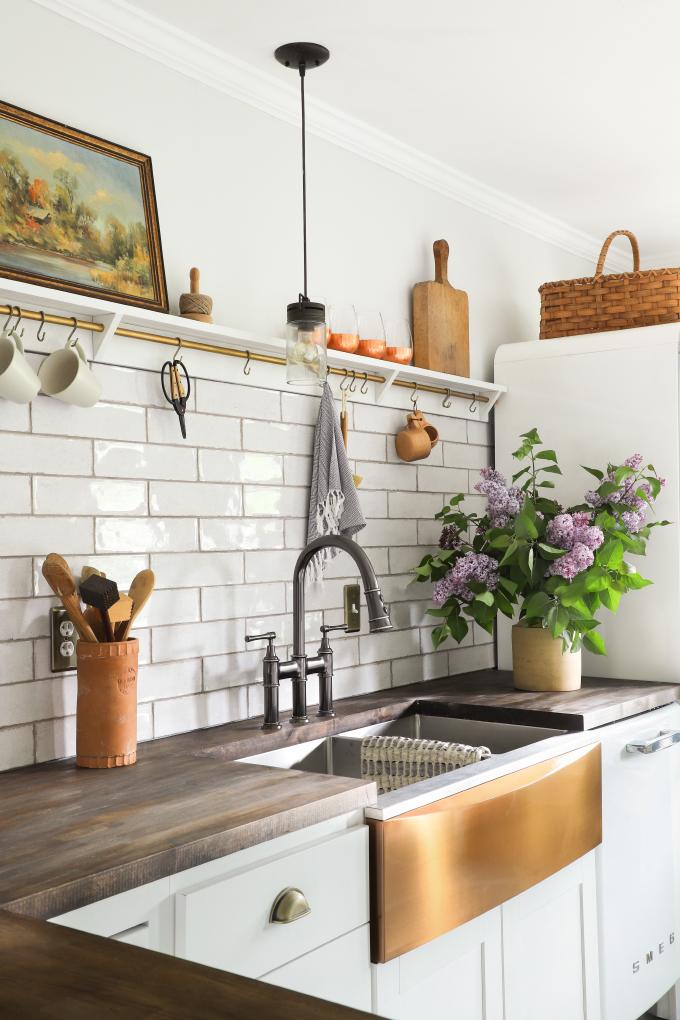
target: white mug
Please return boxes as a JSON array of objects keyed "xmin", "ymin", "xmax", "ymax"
[
  {"xmin": 0, "ymin": 329, "xmax": 41, "ymax": 403},
  {"xmin": 38, "ymin": 340, "xmax": 101, "ymax": 408}
]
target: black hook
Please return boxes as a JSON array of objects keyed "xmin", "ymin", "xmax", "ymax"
[
  {"xmin": 349, "ymin": 370, "xmax": 357, "ymax": 393},
  {"xmin": 243, "ymin": 351, "xmax": 251, "ymax": 376},
  {"xmin": 11, "ymin": 307, "xmax": 23, "ymax": 339},
  {"xmin": 339, "ymin": 368, "xmax": 350, "ymax": 391},
  {"xmin": 3, "ymin": 306, "xmax": 16, "ymax": 333},
  {"xmin": 469, "ymin": 394, "xmax": 478, "ymax": 413},
  {"xmin": 66, "ymin": 316, "xmax": 78, "ymax": 347},
  {"xmin": 442, "ymin": 388, "xmax": 452, "ymax": 409},
  {"xmin": 410, "ymin": 381, "xmax": 418, "ymax": 410},
  {"xmin": 360, "ymin": 372, "xmax": 369, "ymax": 395},
  {"xmin": 173, "ymin": 337, "xmax": 183, "ymax": 362},
  {"xmin": 36, "ymin": 310, "xmax": 48, "ymax": 343}
]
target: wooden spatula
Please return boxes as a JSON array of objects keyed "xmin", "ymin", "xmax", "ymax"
[
  {"xmin": 81, "ymin": 566, "xmax": 106, "ymax": 583},
  {"xmin": 42, "ymin": 554, "xmax": 98, "ymax": 643},
  {"xmin": 117, "ymin": 569, "xmax": 155, "ymax": 641}
]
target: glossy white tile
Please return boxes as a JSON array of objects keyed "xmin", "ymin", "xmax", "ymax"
[
  {"xmin": 1, "ymin": 434, "xmax": 92, "ymax": 475},
  {"xmin": 0, "ymin": 517, "xmax": 93, "ymax": 557},
  {"xmin": 243, "ymin": 485, "xmax": 307, "ymax": 518},
  {"xmin": 33, "ymin": 476, "xmax": 147, "ymax": 516},
  {"xmin": 148, "ymin": 408, "xmax": 241, "ymax": 450},
  {"xmin": 0, "ymin": 725, "xmax": 34, "ymax": 770},
  {"xmin": 245, "ymin": 548, "xmax": 300, "ymax": 583},
  {"xmin": 388, "ymin": 491, "xmax": 445, "ymax": 519},
  {"xmin": 138, "ymin": 659, "xmax": 202, "ymax": 703},
  {"xmin": 0, "ymin": 475, "xmax": 31, "ymax": 514},
  {"xmin": 200, "ymin": 517, "xmax": 283, "ymax": 551},
  {"xmin": 153, "ymin": 687, "xmax": 248, "ymax": 738},
  {"xmin": 151, "ymin": 551, "xmax": 243, "ymax": 589},
  {"xmin": 0, "ymin": 674, "xmax": 76, "ymax": 726},
  {"xmin": 149, "ymin": 481, "xmax": 241, "ymax": 517},
  {"xmin": 134, "ymin": 587, "xmax": 201, "ymax": 628},
  {"xmin": 32, "ymin": 397, "xmax": 146, "ymax": 442},
  {"xmin": 96, "ymin": 517, "xmax": 198, "ymax": 554},
  {"xmin": 151, "ymin": 618, "xmax": 245, "ymax": 662},
  {"xmin": 243, "ymin": 419, "xmax": 314, "ymax": 455},
  {"xmin": 283, "ymin": 455, "xmax": 312, "ymax": 487},
  {"xmin": 416, "ymin": 465, "xmax": 468, "ymax": 494},
  {"xmin": 202, "ymin": 581, "xmax": 286, "ymax": 621},
  {"xmin": 32, "ymin": 554, "xmax": 149, "ymax": 597},
  {"xmin": 94, "ymin": 440, "xmax": 197, "ymax": 481},
  {"xmin": 355, "ymin": 461, "xmax": 417, "ymax": 491},
  {"xmin": 0, "ymin": 559, "xmax": 32, "ymax": 598},
  {"xmin": 199, "ymin": 449, "xmax": 282, "ymax": 484},
  {"xmin": 197, "ymin": 379, "xmax": 281, "ymax": 420},
  {"xmin": 0, "ymin": 641, "xmax": 33, "ymax": 684}
]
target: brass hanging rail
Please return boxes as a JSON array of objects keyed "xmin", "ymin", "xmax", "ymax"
[{"xmin": 0, "ymin": 302, "xmax": 488, "ymax": 404}]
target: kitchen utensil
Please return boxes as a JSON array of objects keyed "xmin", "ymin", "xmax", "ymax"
[
  {"xmin": 81, "ymin": 566, "xmax": 106, "ymax": 583},
  {"xmin": 357, "ymin": 309, "xmax": 387, "ymax": 359},
  {"xmin": 412, "ymin": 239, "xmax": 469, "ymax": 376},
  {"xmin": 108, "ymin": 593, "xmax": 133, "ymax": 626},
  {"xmin": 395, "ymin": 410, "xmax": 439, "ymax": 462},
  {"xmin": 83, "ymin": 606, "xmax": 107, "ymax": 642},
  {"xmin": 338, "ymin": 388, "xmax": 363, "ymax": 488},
  {"xmin": 38, "ymin": 325, "xmax": 101, "ymax": 407},
  {"xmin": 161, "ymin": 355, "xmax": 190, "ymax": 439},
  {"xmin": 383, "ymin": 316, "xmax": 414, "ymax": 365},
  {"xmin": 0, "ymin": 327, "xmax": 40, "ymax": 403},
  {"xmin": 42, "ymin": 555, "xmax": 98, "ymax": 643},
  {"xmin": 179, "ymin": 267, "xmax": 213, "ymax": 323},
  {"xmin": 328, "ymin": 303, "xmax": 359, "ymax": 353},
  {"xmin": 79, "ymin": 575, "xmax": 119, "ymax": 642},
  {"xmin": 117, "ymin": 569, "xmax": 155, "ymax": 641}
]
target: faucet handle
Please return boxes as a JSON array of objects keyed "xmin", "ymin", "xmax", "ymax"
[
  {"xmin": 245, "ymin": 631, "xmax": 277, "ymax": 657},
  {"xmin": 319, "ymin": 623, "xmax": 347, "ymax": 652}
]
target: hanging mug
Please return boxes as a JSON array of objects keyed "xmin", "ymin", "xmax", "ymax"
[
  {"xmin": 0, "ymin": 328, "xmax": 41, "ymax": 403},
  {"xmin": 395, "ymin": 410, "xmax": 440, "ymax": 462},
  {"xmin": 38, "ymin": 338, "xmax": 101, "ymax": 407}
]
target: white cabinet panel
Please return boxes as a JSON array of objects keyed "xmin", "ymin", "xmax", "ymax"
[
  {"xmin": 502, "ymin": 854, "xmax": 600, "ymax": 1020},
  {"xmin": 373, "ymin": 907, "xmax": 503, "ymax": 1020},
  {"xmin": 175, "ymin": 825, "xmax": 369, "ymax": 978},
  {"xmin": 262, "ymin": 925, "xmax": 372, "ymax": 1012}
]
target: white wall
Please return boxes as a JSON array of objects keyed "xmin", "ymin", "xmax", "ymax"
[{"xmin": 5, "ymin": 2, "xmax": 592, "ymax": 380}]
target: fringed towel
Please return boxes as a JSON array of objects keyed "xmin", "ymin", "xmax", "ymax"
[
  {"xmin": 361, "ymin": 735, "xmax": 491, "ymax": 795},
  {"xmin": 307, "ymin": 382, "xmax": 365, "ymax": 580}
]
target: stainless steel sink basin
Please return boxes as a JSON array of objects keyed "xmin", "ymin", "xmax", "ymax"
[{"xmin": 238, "ymin": 713, "xmax": 567, "ymax": 788}]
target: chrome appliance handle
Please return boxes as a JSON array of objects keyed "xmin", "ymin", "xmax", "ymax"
[{"xmin": 625, "ymin": 730, "xmax": 680, "ymax": 755}]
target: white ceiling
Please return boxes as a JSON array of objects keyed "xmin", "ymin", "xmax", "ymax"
[{"xmin": 55, "ymin": 0, "xmax": 680, "ymax": 265}]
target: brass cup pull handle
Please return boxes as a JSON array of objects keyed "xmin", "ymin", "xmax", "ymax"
[{"xmin": 269, "ymin": 887, "xmax": 311, "ymax": 925}]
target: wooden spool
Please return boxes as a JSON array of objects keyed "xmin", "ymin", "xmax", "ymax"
[{"xmin": 179, "ymin": 267, "xmax": 214, "ymax": 323}]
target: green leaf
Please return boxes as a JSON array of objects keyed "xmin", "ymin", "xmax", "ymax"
[
  {"xmin": 583, "ymin": 630, "xmax": 607, "ymax": 655},
  {"xmin": 500, "ymin": 538, "xmax": 520, "ymax": 566},
  {"xmin": 582, "ymin": 466, "xmax": 604, "ymax": 481},
  {"xmin": 515, "ymin": 511, "xmax": 538, "ymax": 541},
  {"xmin": 498, "ymin": 577, "xmax": 518, "ymax": 595},
  {"xmin": 624, "ymin": 572, "xmax": 653, "ymax": 590},
  {"xmin": 448, "ymin": 615, "xmax": 469, "ymax": 643},
  {"xmin": 538, "ymin": 542, "xmax": 566, "ymax": 559},
  {"xmin": 537, "ymin": 481, "xmax": 556, "ymax": 489},
  {"xmin": 475, "ymin": 591, "xmax": 495, "ymax": 607},
  {"xmin": 431, "ymin": 623, "xmax": 450, "ymax": 649},
  {"xmin": 539, "ymin": 464, "xmax": 562, "ymax": 474},
  {"xmin": 600, "ymin": 587, "xmax": 621, "ymax": 613},
  {"xmin": 523, "ymin": 591, "xmax": 552, "ymax": 619},
  {"xmin": 614, "ymin": 465, "xmax": 635, "ymax": 485},
  {"xmin": 520, "ymin": 428, "xmax": 541, "ymax": 442},
  {"xmin": 597, "ymin": 481, "xmax": 621, "ymax": 499},
  {"xmin": 536, "ymin": 449, "xmax": 557, "ymax": 462},
  {"xmin": 512, "ymin": 466, "xmax": 530, "ymax": 482}
]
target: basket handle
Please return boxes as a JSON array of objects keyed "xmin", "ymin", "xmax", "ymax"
[{"xmin": 595, "ymin": 230, "xmax": 640, "ymax": 275}]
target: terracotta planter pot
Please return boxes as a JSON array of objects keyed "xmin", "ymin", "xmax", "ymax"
[
  {"xmin": 76, "ymin": 639, "xmax": 138, "ymax": 768},
  {"xmin": 511, "ymin": 625, "xmax": 581, "ymax": 692}
]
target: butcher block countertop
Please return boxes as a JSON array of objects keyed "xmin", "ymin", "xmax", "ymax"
[{"xmin": 0, "ymin": 667, "xmax": 677, "ymax": 1018}]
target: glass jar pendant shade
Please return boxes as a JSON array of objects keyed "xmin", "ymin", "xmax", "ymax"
[{"xmin": 275, "ymin": 42, "xmax": 330, "ymax": 387}]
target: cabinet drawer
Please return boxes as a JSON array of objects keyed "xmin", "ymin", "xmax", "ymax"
[
  {"xmin": 262, "ymin": 925, "xmax": 372, "ymax": 1012},
  {"xmin": 175, "ymin": 825, "xmax": 369, "ymax": 978}
]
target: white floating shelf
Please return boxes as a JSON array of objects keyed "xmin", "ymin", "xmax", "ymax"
[{"xmin": 0, "ymin": 277, "xmax": 505, "ymax": 421}]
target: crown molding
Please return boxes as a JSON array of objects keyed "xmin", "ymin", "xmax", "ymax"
[{"xmin": 31, "ymin": 0, "xmax": 630, "ymax": 272}]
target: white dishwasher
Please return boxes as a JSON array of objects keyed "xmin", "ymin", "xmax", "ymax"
[{"xmin": 596, "ymin": 702, "xmax": 680, "ymax": 1020}]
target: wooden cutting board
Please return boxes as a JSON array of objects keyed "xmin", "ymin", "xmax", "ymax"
[{"xmin": 412, "ymin": 239, "xmax": 469, "ymax": 376}]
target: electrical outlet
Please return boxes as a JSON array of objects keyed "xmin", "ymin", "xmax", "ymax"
[
  {"xmin": 50, "ymin": 608, "xmax": 77, "ymax": 672},
  {"xmin": 343, "ymin": 583, "xmax": 361, "ymax": 633}
]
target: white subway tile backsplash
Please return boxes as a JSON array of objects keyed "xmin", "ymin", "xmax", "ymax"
[
  {"xmin": 32, "ymin": 398, "xmax": 146, "ymax": 442},
  {"xmin": 449, "ymin": 643, "xmax": 495, "ymax": 673},
  {"xmin": 97, "ymin": 364, "xmax": 191, "ymax": 411},
  {"xmin": 284, "ymin": 518, "xmax": 307, "ymax": 549},
  {"xmin": 35, "ymin": 715, "xmax": 75, "ymax": 763},
  {"xmin": 1, "ymin": 433, "xmax": 92, "ymax": 475},
  {"xmin": 203, "ymin": 649, "xmax": 264, "ymax": 691},
  {"xmin": 333, "ymin": 661, "xmax": 391, "ymax": 700},
  {"xmin": 200, "ymin": 517, "xmax": 283, "ymax": 551},
  {"xmin": 361, "ymin": 519, "xmax": 418, "ymax": 546},
  {"xmin": 0, "ymin": 641, "xmax": 34, "ymax": 684},
  {"xmin": 0, "ymin": 674, "xmax": 76, "ymax": 726},
  {"xmin": 444, "ymin": 442, "xmax": 491, "ymax": 470},
  {"xmin": 151, "ymin": 619, "xmax": 245, "ymax": 662},
  {"xmin": 32, "ymin": 554, "xmax": 148, "ymax": 597},
  {"xmin": 149, "ymin": 481, "xmax": 241, "ymax": 517},
  {"xmin": 283, "ymin": 456, "xmax": 312, "ymax": 488},
  {"xmin": 199, "ymin": 450, "xmax": 282, "ymax": 484},
  {"xmin": 151, "ymin": 551, "xmax": 243, "ymax": 589},
  {"xmin": 353, "ymin": 404, "xmax": 405, "ymax": 435},
  {"xmin": 281, "ymin": 392, "xmax": 324, "ymax": 425},
  {"xmin": 153, "ymin": 687, "xmax": 248, "ymax": 738},
  {"xmin": 360, "ymin": 627, "xmax": 420, "ymax": 664},
  {"xmin": 243, "ymin": 485, "xmax": 307, "ymax": 518},
  {"xmin": 96, "ymin": 517, "xmax": 197, "ymax": 553},
  {"xmin": 94, "ymin": 441, "xmax": 197, "ymax": 481},
  {"xmin": 388, "ymin": 546, "xmax": 429, "ymax": 575},
  {"xmin": 202, "ymin": 582, "xmax": 286, "ymax": 621},
  {"xmin": 0, "ymin": 597, "xmax": 52, "ymax": 642},
  {"xmin": 138, "ymin": 659, "xmax": 202, "ymax": 703},
  {"xmin": 0, "ymin": 475, "xmax": 31, "ymax": 514},
  {"xmin": 388, "ymin": 491, "xmax": 444, "ymax": 519},
  {"xmin": 358, "ymin": 490, "xmax": 388, "ymax": 518},
  {"xmin": 0, "ymin": 403, "xmax": 30, "ymax": 432},
  {"xmin": 243, "ymin": 419, "xmax": 314, "ymax": 455},
  {"xmin": 467, "ymin": 420, "xmax": 492, "ymax": 446},
  {"xmin": 33, "ymin": 477, "xmax": 147, "ymax": 516},
  {"xmin": 0, "ymin": 517, "xmax": 93, "ymax": 558},
  {"xmin": 135, "ymin": 587, "xmax": 201, "ymax": 628},
  {"xmin": 420, "ymin": 413, "xmax": 467, "ymax": 444},
  {"xmin": 197, "ymin": 380, "xmax": 280, "ymax": 421},
  {"xmin": 0, "ymin": 725, "xmax": 34, "ymax": 770},
  {"xmin": 0, "ymin": 558, "xmax": 32, "ymax": 598},
  {"xmin": 391, "ymin": 651, "xmax": 448, "ymax": 687},
  {"xmin": 356, "ymin": 461, "xmax": 417, "ymax": 491},
  {"xmin": 416, "ymin": 465, "xmax": 468, "ymax": 494},
  {"xmin": 348, "ymin": 431, "xmax": 387, "ymax": 462},
  {"xmin": 245, "ymin": 549, "xmax": 300, "ymax": 583},
  {"xmin": 148, "ymin": 408, "xmax": 241, "ymax": 450}
]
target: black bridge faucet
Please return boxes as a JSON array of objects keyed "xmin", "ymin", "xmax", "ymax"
[{"xmin": 245, "ymin": 535, "xmax": 392, "ymax": 729}]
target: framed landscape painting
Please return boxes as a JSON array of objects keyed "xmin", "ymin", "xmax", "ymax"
[{"xmin": 0, "ymin": 101, "xmax": 168, "ymax": 312}]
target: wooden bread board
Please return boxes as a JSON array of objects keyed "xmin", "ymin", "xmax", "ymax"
[{"xmin": 412, "ymin": 239, "xmax": 469, "ymax": 376}]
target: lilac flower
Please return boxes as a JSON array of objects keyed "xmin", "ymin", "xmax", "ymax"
[
  {"xmin": 621, "ymin": 510, "xmax": 645, "ymax": 533},
  {"xmin": 547, "ymin": 542, "xmax": 594, "ymax": 580},
  {"xmin": 546, "ymin": 512, "xmax": 603, "ymax": 553},
  {"xmin": 439, "ymin": 525, "xmax": 462, "ymax": 551},
  {"xmin": 546, "ymin": 513, "xmax": 574, "ymax": 549},
  {"xmin": 475, "ymin": 468, "xmax": 522, "ymax": 528},
  {"xmin": 432, "ymin": 552, "xmax": 499, "ymax": 605},
  {"xmin": 625, "ymin": 453, "xmax": 644, "ymax": 471}
]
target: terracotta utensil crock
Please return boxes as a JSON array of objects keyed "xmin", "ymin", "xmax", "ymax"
[
  {"xmin": 395, "ymin": 410, "xmax": 440, "ymax": 462},
  {"xmin": 76, "ymin": 639, "xmax": 139, "ymax": 768}
]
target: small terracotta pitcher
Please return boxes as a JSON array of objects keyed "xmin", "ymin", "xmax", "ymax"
[{"xmin": 395, "ymin": 410, "xmax": 439, "ymax": 462}]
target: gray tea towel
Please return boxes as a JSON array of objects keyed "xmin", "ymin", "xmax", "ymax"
[{"xmin": 307, "ymin": 382, "xmax": 365, "ymax": 580}]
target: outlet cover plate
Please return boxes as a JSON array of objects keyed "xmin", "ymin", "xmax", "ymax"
[
  {"xmin": 343, "ymin": 583, "xmax": 361, "ymax": 633},
  {"xmin": 50, "ymin": 608, "xmax": 77, "ymax": 672}
]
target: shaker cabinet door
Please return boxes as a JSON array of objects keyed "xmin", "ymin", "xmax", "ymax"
[
  {"xmin": 373, "ymin": 906, "xmax": 503, "ymax": 1020},
  {"xmin": 502, "ymin": 853, "xmax": 600, "ymax": 1020}
]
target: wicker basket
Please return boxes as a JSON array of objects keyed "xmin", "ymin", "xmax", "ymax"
[{"xmin": 539, "ymin": 230, "xmax": 680, "ymax": 340}]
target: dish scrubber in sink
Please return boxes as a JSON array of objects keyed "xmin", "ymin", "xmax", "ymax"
[{"xmin": 361, "ymin": 734, "xmax": 491, "ymax": 795}]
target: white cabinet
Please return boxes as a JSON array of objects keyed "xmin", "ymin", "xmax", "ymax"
[
  {"xmin": 373, "ymin": 853, "xmax": 600, "ymax": 1020},
  {"xmin": 373, "ymin": 907, "xmax": 504, "ymax": 1020},
  {"xmin": 262, "ymin": 925, "xmax": 372, "ymax": 1012},
  {"xmin": 502, "ymin": 854, "xmax": 600, "ymax": 1020}
]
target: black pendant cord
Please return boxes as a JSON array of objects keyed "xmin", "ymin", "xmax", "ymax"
[{"xmin": 299, "ymin": 64, "xmax": 308, "ymax": 300}]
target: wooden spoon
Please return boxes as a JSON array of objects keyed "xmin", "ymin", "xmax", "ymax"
[
  {"xmin": 81, "ymin": 566, "xmax": 106, "ymax": 583},
  {"xmin": 42, "ymin": 555, "xmax": 98, "ymax": 643},
  {"xmin": 117, "ymin": 569, "xmax": 155, "ymax": 641}
]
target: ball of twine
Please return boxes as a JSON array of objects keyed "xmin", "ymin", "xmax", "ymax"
[{"xmin": 179, "ymin": 292, "xmax": 213, "ymax": 315}]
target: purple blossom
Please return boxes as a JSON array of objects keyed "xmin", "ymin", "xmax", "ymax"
[
  {"xmin": 432, "ymin": 552, "xmax": 499, "ymax": 605},
  {"xmin": 625, "ymin": 453, "xmax": 644, "ymax": 471},
  {"xmin": 439, "ymin": 525, "xmax": 462, "ymax": 551},
  {"xmin": 546, "ymin": 512, "xmax": 603, "ymax": 553},
  {"xmin": 621, "ymin": 510, "xmax": 645, "ymax": 533},
  {"xmin": 475, "ymin": 467, "xmax": 522, "ymax": 528},
  {"xmin": 547, "ymin": 542, "xmax": 594, "ymax": 580}
]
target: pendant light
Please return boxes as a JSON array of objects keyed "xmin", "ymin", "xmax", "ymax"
[{"xmin": 275, "ymin": 41, "xmax": 330, "ymax": 386}]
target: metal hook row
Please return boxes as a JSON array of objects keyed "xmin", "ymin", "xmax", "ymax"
[
  {"xmin": 339, "ymin": 369, "xmax": 369, "ymax": 395},
  {"xmin": 441, "ymin": 386, "xmax": 478, "ymax": 413},
  {"xmin": 2, "ymin": 306, "xmax": 79, "ymax": 348}
]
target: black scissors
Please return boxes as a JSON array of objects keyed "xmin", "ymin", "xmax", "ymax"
[{"xmin": 161, "ymin": 348, "xmax": 191, "ymax": 439}]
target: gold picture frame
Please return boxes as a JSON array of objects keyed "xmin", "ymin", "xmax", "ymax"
[{"xmin": 0, "ymin": 100, "xmax": 168, "ymax": 312}]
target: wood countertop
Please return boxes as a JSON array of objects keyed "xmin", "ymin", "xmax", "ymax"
[
  {"xmin": 0, "ymin": 911, "xmax": 374, "ymax": 1019},
  {"xmin": 0, "ymin": 668, "xmax": 677, "ymax": 920}
]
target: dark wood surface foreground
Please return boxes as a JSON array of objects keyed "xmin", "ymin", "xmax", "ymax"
[
  {"xmin": 0, "ymin": 911, "xmax": 375, "ymax": 1019},
  {"xmin": 0, "ymin": 669, "xmax": 677, "ymax": 921}
]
